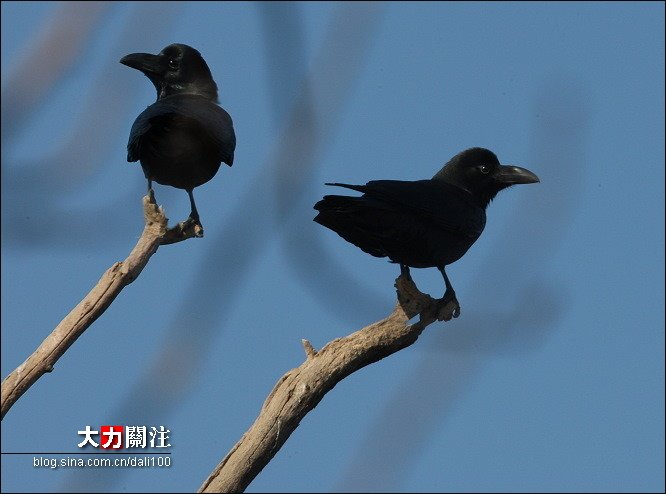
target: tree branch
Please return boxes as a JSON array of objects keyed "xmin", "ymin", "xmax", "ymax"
[
  {"xmin": 199, "ymin": 276, "xmax": 459, "ymax": 493},
  {"xmin": 1, "ymin": 193, "xmax": 200, "ymax": 419}
]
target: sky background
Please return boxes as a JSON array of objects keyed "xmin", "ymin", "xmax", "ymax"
[{"xmin": 1, "ymin": 1, "xmax": 664, "ymax": 492}]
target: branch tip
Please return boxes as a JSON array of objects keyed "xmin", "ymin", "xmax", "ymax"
[
  {"xmin": 395, "ymin": 274, "xmax": 436, "ymax": 319},
  {"xmin": 301, "ymin": 339, "xmax": 317, "ymax": 359}
]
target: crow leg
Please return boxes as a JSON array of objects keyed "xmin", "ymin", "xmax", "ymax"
[
  {"xmin": 400, "ymin": 264, "xmax": 412, "ymax": 280},
  {"xmin": 437, "ymin": 266, "xmax": 461, "ymax": 320},
  {"xmin": 178, "ymin": 189, "xmax": 204, "ymax": 237},
  {"xmin": 186, "ymin": 189, "xmax": 200, "ymax": 222},
  {"xmin": 146, "ymin": 179, "xmax": 155, "ymax": 202}
]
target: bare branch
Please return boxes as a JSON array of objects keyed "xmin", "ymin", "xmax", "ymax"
[
  {"xmin": 1, "ymin": 194, "xmax": 200, "ymax": 419},
  {"xmin": 199, "ymin": 277, "xmax": 457, "ymax": 493}
]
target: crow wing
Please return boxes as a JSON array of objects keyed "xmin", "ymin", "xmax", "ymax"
[
  {"xmin": 325, "ymin": 180, "xmax": 486, "ymax": 239},
  {"xmin": 127, "ymin": 94, "xmax": 236, "ymax": 166}
]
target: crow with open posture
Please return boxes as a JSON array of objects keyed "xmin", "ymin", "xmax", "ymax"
[
  {"xmin": 120, "ymin": 43, "xmax": 236, "ymax": 230},
  {"xmin": 314, "ymin": 148, "xmax": 539, "ymax": 319}
]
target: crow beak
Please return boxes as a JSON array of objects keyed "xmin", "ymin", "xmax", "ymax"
[
  {"xmin": 120, "ymin": 53, "xmax": 163, "ymax": 75},
  {"xmin": 495, "ymin": 165, "xmax": 540, "ymax": 185}
]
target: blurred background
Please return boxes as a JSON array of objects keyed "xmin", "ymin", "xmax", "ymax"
[{"xmin": 1, "ymin": 2, "xmax": 664, "ymax": 492}]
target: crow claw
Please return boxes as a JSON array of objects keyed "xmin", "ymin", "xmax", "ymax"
[
  {"xmin": 183, "ymin": 216, "xmax": 204, "ymax": 238},
  {"xmin": 436, "ymin": 293, "xmax": 460, "ymax": 322}
]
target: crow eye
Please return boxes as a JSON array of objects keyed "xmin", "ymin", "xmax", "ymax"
[
  {"xmin": 168, "ymin": 59, "xmax": 179, "ymax": 70},
  {"xmin": 479, "ymin": 165, "xmax": 490, "ymax": 174}
]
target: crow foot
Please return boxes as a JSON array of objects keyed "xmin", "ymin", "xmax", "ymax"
[
  {"xmin": 435, "ymin": 292, "xmax": 460, "ymax": 321},
  {"xmin": 160, "ymin": 216, "xmax": 204, "ymax": 244},
  {"xmin": 183, "ymin": 216, "xmax": 204, "ymax": 238},
  {"xmin": 395, "ymin": 274, "xmax": 461, "ymax": 322}
]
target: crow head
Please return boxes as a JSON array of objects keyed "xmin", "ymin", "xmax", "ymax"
[
  {"xmin": 120, "ymin": 43, "xmax": 218, "ymax": 102},
  {"xmin": 433, "ymin": 147, "xmax": 539, "ymax": 208}
]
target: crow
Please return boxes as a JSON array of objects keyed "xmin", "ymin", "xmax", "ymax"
[
  {"xmin": 120, "ymin": 43, "xmax": 236, "ymax": 230},
  {"xmin": 313, "ymin": 147, "xmax": 539, "ymax": 319}
]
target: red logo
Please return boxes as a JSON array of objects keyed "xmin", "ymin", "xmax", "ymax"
[{"xmin": 100, "ymin": 425, "xmax": 124, "ymax": 449}]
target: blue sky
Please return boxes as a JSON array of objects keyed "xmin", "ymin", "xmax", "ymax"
[{"xmin": 1, "ymin": 2, "xmax": 664, "ymax": 492}]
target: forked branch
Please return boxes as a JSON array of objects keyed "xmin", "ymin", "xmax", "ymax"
[
  {"xmin": 1, "ymin": 193, "xmax": 200, "ymax": 419},
  {"xmin": 199, "ymin": 276, "xmax": 457, "ymax": 492}
]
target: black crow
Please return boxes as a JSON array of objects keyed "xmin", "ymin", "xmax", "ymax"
[
  {"xmin": 313, "ymin": 147, "xmax": 539, "ymax": 318},
  {"xmin": 120, "ymin": 43, "xmax": 236, "ymax": 230}
]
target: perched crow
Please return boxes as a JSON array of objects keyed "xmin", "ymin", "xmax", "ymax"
[
  {"xmin": 120, "ymin": 43, "xmax": 236, "ymax": 228},
  {"xmin": 314, "ymin": 147, "xmax": 539, "ymax": 318}
]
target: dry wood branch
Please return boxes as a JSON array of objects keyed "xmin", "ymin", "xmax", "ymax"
[
  {"xmin": 1, "ymin": 193, "xmax": 200, "ymax": 419},
  {"xmin": 199, "ymin": 276, "xmax": 458, "ymax": 493}
]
